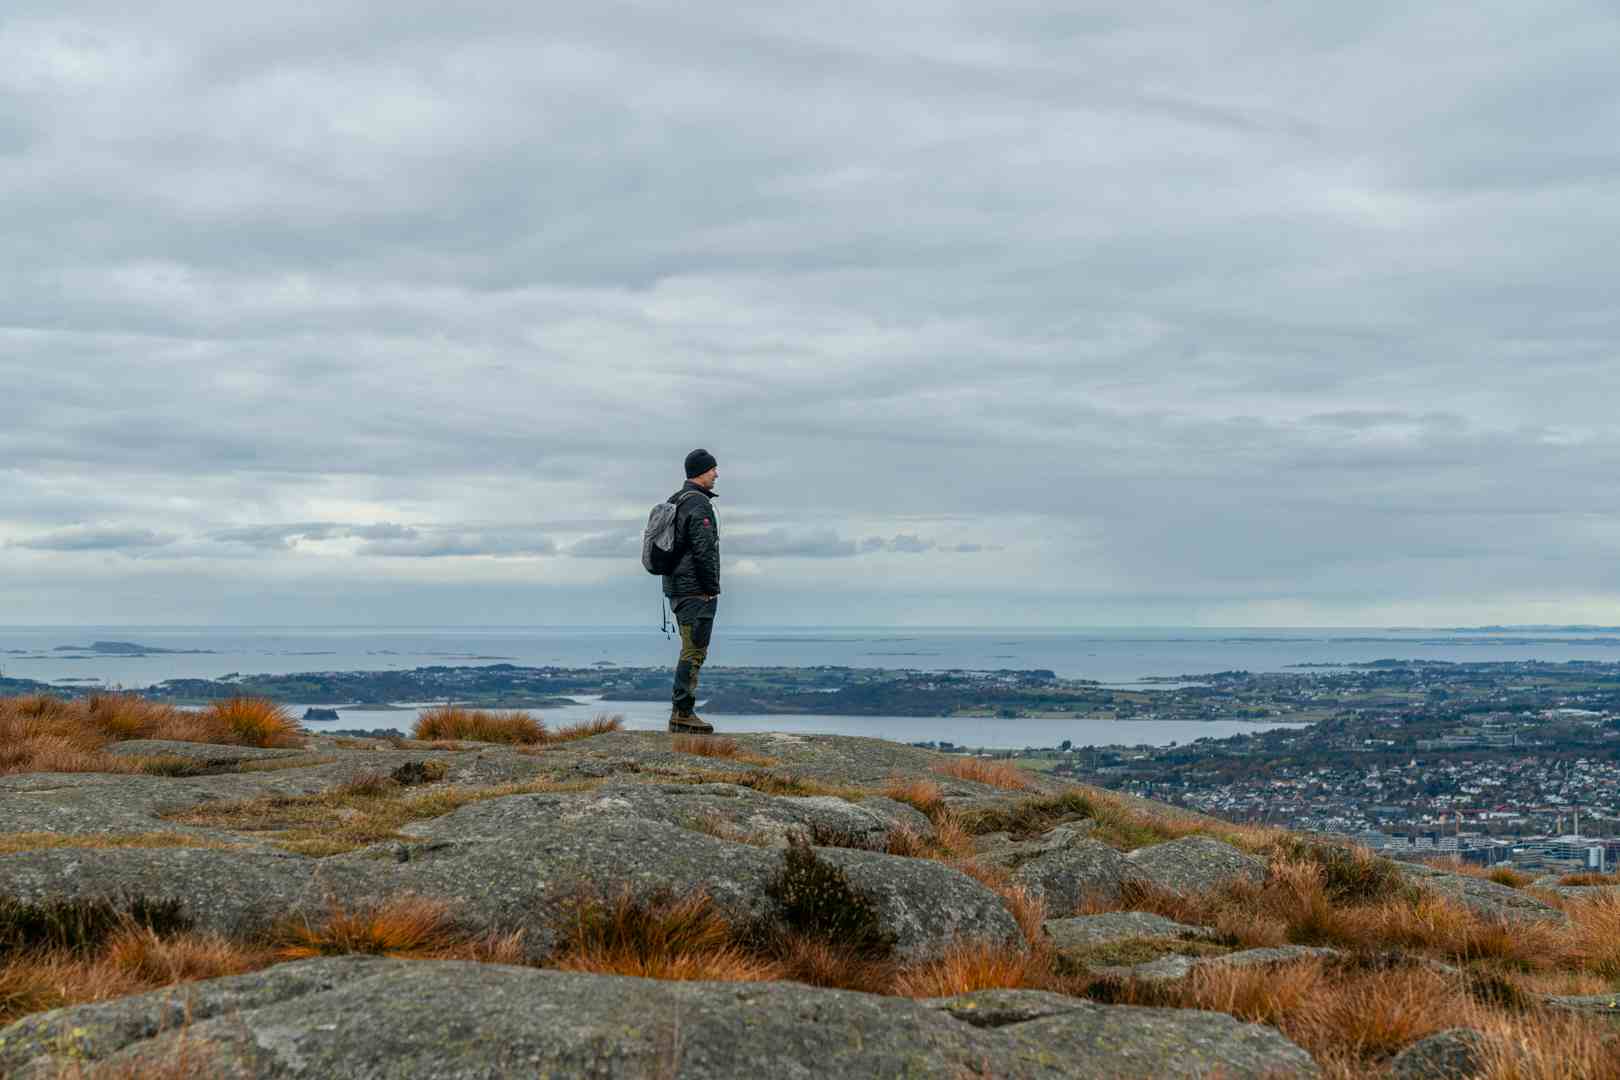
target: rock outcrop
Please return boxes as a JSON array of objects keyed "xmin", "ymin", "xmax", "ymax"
[
  {"xmin": 1007, "ymin": 834, "xmax": 1141, "ymax": 913},
  {"xmin": 0, "ymin": 957, "xmax": 1321, "ymax": 1079},
  {"xmin": 1400, "ymin": 863, "xmax": 1567, "ymax": 924},
  {"xmin": 1126, "ymin": 836, "xmax": 1267, "ymax": 894}
]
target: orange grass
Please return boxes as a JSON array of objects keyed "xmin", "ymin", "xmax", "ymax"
[
  {"xmin": 412, "ymin": 706, "xmax": 547, "ymax": 745},
  {"xmin": 552, "ymin": 890, "xmax": 783, "ymax": 983},
  {"xmin": 0, "ymin": 927, "xmax": 270, "ymax": 1026},
  {"xmin": 0, "ymin": 693, "xmax": 300, "ymax": 774},
  {"xmin": 893, "ymin": 940, "xmax": 1051, "ymax": 998},
  {"xmin": 670, "ymin": 733, "xmax": 776, "ymax": 766},
  {"xmin": 931, "ymin": 756, "xmax": 1035, "ymax": 791},
  {"xmin": 273, "ymin": 896, "xmax": 470, "ymax": 959},
  {"xmin": 549, "ymin": 713, "xmax": 626, "ymax": 743},
  {"xmin": 883, "ymin": 777, "xmax": 945, "ymax": 818}
]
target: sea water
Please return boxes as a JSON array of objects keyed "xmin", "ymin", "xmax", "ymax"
[{"xmin": 5, "ymin": 625, "xmax": 1618, "ymax": 749}]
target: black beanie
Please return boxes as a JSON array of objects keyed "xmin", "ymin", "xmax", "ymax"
[{"xmin": 684, "ymin": 448, "xmax": 718, "ymax": 479}]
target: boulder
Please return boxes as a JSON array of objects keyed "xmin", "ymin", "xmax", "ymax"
[
  {"xmin": 395, "ymin": 812, "xmax": 1016, "ymax": 959},
  {"xmin": 814, "ymin": 846, "xmax": 1022, "ymax": 955},
  {"xmin": 0, "ymin": 848, "xmax": 379, "ymax": 937},
  {"xmin": 1544, "ymin": 992, "xmax": 1620, "ymax": 1020},
  {"xmin": 0, "ymin": 957, "xmax": 1320, "ymax": 1079},
  {"xmin": 1009, "ymin": 835, "xmax": 1141, "ymax": 914},
  {"xmin": 976, "ymin": 824, "xmax": 1097, "ymax": 870},
  {"xmin": 401, "ymin": 782, "xmax": 926, "ymax": 849},
  {"xmin": 1401, "ymin": 864, "xmax": 1567, "ymax": 924},
  {"xmin": 103, "ymin": 740, "xmax": 311, "ymax": 764},
  {"xmin": 1388, "ymin": 1028, "xmax": 1490, "ymax": 1079},
  {"xmin": 3, "ymin": 807, "xmax": 1013, "ymax": 962},
  {"xmin": 1043, "ymin": 912, "xmax": 1216, "ymax": 951},
  {"xmin": 1126, "ymin": 836, "xmax": 1267, "ymax": 895}
]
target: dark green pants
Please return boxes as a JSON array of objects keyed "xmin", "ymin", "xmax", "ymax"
[{"xmin": 671, "ymin": 597, "xmax": 717, "ymax": 713}]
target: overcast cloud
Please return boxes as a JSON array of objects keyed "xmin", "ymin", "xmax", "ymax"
[{"xmin": 3, "ymin": 1, "xmax": 1619, "ymax": 627}]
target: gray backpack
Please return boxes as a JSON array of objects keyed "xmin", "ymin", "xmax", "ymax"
[{"xmin": 641, "ymin": 490, "xmax": 700, "ymax": 575}]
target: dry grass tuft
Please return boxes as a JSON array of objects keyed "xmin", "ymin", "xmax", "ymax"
[
  {"xmin": 883, "ymin": 777, "xmax": 945, "ymax": 818},
  {"xmin": 413, "ymin": 706, "xmax": 547, "ymax": 745},
  {"xmin": 1563, "ymin": 892, "xmax": 1620, "ymax": 979},
  {"xmin": 548, "ymin": 713, "xmax": 626, "ymax": 743},
  {"xmin": 0, "ymin": 693, "xmax": 302, "ymax": 775},
  {"xmin": 682, "ymin": 769, "xmax": 866, "ymax": 800},
  {"xmin": 932, "ymin": 756, "xmax": 1035, "ymax": 791},
  {"xmin": 0, "ymin": 832, "xmax": 239, "ymax": 855},
  {"xmin": 553, "ymin": 889, "xmax": 782, "ymax": 983},
  {"xmin": 273, "ymin": 896, "xmax": 467, "ymax": 959},
  {"xmin": 670, "ymin": 734, "xmax": 778, "ymax": 766},
  {"xmin": 893, "ymin": 940, "xmax": 1049, "ymax": 998},
  {"xmin": 192, "ymin": 697, "xmax": 302, "ymax": 748},
  {"xmin": 1, "ymin": 926, "xmax": 270, "ymax": 1027},
  {"xmin": 1559, "ymin": 871, "xmax": 1620, "ymax": 887}
]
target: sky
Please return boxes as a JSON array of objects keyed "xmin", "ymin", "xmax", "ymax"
[{"xmin": 3, "ymin": 2, "xmax": 1619, "ymax": 628}]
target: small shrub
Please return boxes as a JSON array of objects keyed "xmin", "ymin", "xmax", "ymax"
[
  {"xmin": 413, "ymin": 706, "xmax": 547, "ymax": 745},
  {"xmin": 0, "ymin": 896, "xmax": 191, "ymax": 956},
  {"xmin": 763, "ymin": 836, "xmax": 895, "ymax": 957},
  {"xmin": 932, "ymin": 757, "xmax": 1035, "ymax": 792},
  {"xmin": 1488, "ymin": 866, "xmax": 1534, "ymax": 889},
  {"xmin": 390, "ymin": 760, "xmax": 448, "ymax": 786}
]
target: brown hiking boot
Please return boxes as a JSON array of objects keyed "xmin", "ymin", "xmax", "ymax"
[{"xmin": 669, "ymin": 710, "xmax": 714, "ymax": 735}]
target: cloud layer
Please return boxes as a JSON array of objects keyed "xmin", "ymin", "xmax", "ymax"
[{"xmin": 4, "ymin": 2, "xmax": 1619, "ymax": 625}]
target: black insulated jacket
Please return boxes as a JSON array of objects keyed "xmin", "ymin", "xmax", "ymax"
[{"xmin": 661, "ymin": 482, "xmax": 720, "ymax": 599}]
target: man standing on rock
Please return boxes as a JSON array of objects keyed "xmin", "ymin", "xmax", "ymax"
[{"xmin": 665, "ymin": 448, "xmax": 720, "ymax": 734}]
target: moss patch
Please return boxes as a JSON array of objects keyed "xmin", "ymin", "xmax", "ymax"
[
  {"xmin": 0, "ymin": 832, "xmax": 241, "ymax": 855},
  {"xmin": 163, "ymin": 774, "xmax": 597, "ymax": 857}
]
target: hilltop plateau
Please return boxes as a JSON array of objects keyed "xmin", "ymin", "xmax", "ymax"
[{"xmin": 2, "ymin": 694, "xmax": 1618, "ymax": 1078}]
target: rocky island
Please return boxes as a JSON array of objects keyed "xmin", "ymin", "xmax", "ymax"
[{"xmin": 1, "ymin": 693, "xmax": 1615, "ymax": 1078}]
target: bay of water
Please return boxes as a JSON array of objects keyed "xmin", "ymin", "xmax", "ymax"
[{"xmin": 6, "ymin": 625, "xmax": 1618, "ymax": 749}]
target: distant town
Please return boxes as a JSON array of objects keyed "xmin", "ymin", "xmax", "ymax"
[{"xmin": 981, "ymin": 661, "xmax": 1620, "ymax": 876}]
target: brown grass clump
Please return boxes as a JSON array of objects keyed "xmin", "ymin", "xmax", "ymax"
[
  {"xmin": 670, "ymin": 734, "xmax": 778, "ymax": 766},
  {"xmin": 190, "ymin": 697, "xmax": 302, "ymax": 748},
  {"xmin": 1429, "ymin": 858, "xmax": 1536, "ymax": 890},
  {"xmin": 682, "ymin": 769, "xmax": 866, "ymax": 800},
  {"xmin": 413, "ymin": 706, "xmax": 547, "ymax": 745},
  {"xmin": 273, "ymin": 896, "xmax": 468, "ymax": 959},
  {"xmin": 0, "ymin": 693, "xmax": 302, "ymax": 775},
  {"xmin": 1563, "ymin": 892, "xmax": 1620, "ymax": 979},
  {"xmin": 0, "ymin": 926, "xmax": 270, "ymax": 1027},
  {"xmin": 932, "ymin": 756, "xmax": 1035, "ymax": 791},
  {"xmin": 1560, "ymin": 872, "xmax": 1620, "ymax": 887},
  {"xmin": 553, "ymin": 889, "xmax": 783, "ymax": 983},
  {"xmin": 893, "ymin": 940, "xmax": 1050, "ymax": 998},
  {"xmin": 548, "ymin": 713, "xmax": 626, "ymax": 743},
  {"xmin": 883, "ymin": 777, "xmax": 945, "ymax": 818}
]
